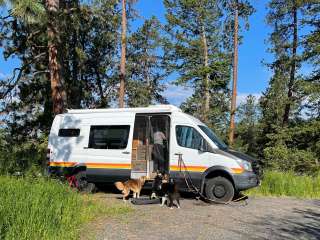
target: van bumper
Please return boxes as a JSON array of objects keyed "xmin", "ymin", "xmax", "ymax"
[{"xmin": 232, "ymin": 171, "xmax": 259, "ymax": 191}]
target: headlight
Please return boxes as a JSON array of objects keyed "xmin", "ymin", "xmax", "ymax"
[{"xmin": 236, "ymin": 160, "xmax": 252, "ymax": 171}]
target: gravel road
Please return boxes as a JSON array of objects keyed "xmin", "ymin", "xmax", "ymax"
[{"xmin": 87, "ymin": 193, "xmax": 320, "ymax": 240}]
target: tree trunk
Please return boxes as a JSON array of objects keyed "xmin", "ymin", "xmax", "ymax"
[
  {"xmin": 46, "ymin": 0, "xmax": 66, "ymax": 114},
  {"xmin": 229, "ymin": 0, "xmax": 239, "ymax": 146},
  {"xmin": 119, "ymin": 0, "xmax": 127, "ymax": 108},
  {"xmin": 201, "ymin": 25, "xmax": 210, "ymax": 123},
  {"xmin": 282, "ymin": 3, "xmax": 298, "ymax": 126},
  {"xmin": 70, "ymin": 0, "xmax": 81, "ymax": 109}
]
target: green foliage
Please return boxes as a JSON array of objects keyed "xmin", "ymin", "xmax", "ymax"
[
  {"xmin": 246, "ymin": 171, "xmax": 320, "ymax": 199},
  {"xmin": 0, "ymin": 128, "xmax": 47, "ymax": 175},
  {"xmin": 301, "ymin": 2, "xmax": 320, "ymax": 117},
  {"xmin": 262, "ymin": 119, "xmax": 320, "ymax": 174},
  {"xmin": 0, "ymin": 176, "xmax": 132, "ymax": 240},
  {"xmin": 163, "ymin": 0, "xmax": 254, "ymax": 136},
  {"xmin": 10, "ymin": 0, "xmax": 46, "ymax": 23},
  {"xmin": 238, "ymin": 0, "xmax": 320, "ymax": 175},
  {"xmin": 163, "ymin": 0, "xmax": 234, "ymax": 126},
  {"xmin": 164, "ymin": 0, "xmax": 229, "ymax": 85},
  {"xmin": 264, "ymin": 146, "xmax": 318, "ymax": 174},
  {"xmin": 234, "ymin": 95, "xmax": 261, "ymax": 157},
  {"xmin": 0, "ymin": 0, "xmax": 319, "ymax": 177},
  {"xmin": 126, "ymin": 16, "xmax": 168, "ymax": 107}
]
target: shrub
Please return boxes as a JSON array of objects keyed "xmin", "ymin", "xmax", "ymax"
[{"xmin": 264, "ymin": 145, "xmax": 319, "ymax": 174}]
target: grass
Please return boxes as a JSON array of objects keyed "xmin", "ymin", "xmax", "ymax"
[
  {"xmin": 0, "ymin": 176, "xmax": 132, "ymax": 240},
  {"xmin": 246, "ymin": 170, "xmax": 320, "ymax": 199}
]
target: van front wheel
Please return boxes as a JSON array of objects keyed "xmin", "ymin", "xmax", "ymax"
[{"xmin": 205, "ymin": 177, "xmax": 234, "ymax": 203}]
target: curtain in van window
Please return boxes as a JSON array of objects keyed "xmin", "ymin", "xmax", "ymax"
[{"xmin": 176, "ymin": 126, "xmax": 203, "ymax": 150}]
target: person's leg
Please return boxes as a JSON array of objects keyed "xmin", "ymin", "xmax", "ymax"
[
  {"xmin": 152, "ymin": 145, "xmax": 159, "ymax": 172},
  {"xmin": 159, "ymin": 145, "xmax": 165, "ymax": 173}
]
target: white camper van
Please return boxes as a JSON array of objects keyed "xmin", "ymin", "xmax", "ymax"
[{"xmin": 48, "ymin": 105, "xmax": 259, "ymax": 202}]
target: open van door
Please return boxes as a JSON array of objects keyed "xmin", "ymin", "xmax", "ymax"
[
  {"xmin": 131, "ymin": 114, "xmax": 170, "ymax": 179},
  {"xmin": 131, "ymin": 115, "xmax": 149, "ymax": 179}
]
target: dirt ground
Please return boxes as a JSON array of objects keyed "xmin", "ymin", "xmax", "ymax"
[{"xmin": 83, "ymin": 192, "xmax": 320, "ymax": 240}]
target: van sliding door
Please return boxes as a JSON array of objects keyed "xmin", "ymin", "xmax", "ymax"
[
  {"xmin": 131, "ymin": 115, "xmax": 149, "ymax": 179},
  {"xmin": 131, "ymin": 114, "xmax": 170, "ymax": 179}
]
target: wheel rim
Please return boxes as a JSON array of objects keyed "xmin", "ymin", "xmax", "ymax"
[{"xmin": 213, "ymin": 185, "xmax": 226, "ymax": 198}]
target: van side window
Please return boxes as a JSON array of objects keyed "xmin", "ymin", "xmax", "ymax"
[
  {"xmin": 176, "ymin": 125, "xmax": 204, "ymax": 150},
  {"xmin": 89, "ymin": 125, "xmax": 130, "ymax": 149},
  {"xmin": 58, "ymin": 129, "xmax": 80, "ymax": 137}
]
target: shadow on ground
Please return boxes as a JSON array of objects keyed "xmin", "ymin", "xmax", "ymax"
[
  {"xmin": 252, "ymin": 201, "xmax": 320, "ymax": 240},
  {"xmin": 94, "ymin": 183, "xmax": 198, "ymax": 199}
]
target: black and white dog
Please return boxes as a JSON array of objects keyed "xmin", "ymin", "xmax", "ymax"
[{"xmin": 151, "ymin": 174, "xmax": 181, "ymax": 209}]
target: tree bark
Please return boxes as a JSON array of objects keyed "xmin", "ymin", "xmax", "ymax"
[
  {"xmin": 282, "ymin": 3, "xmax": 298, "ymax": 126},
  {"xmin": 119, "ymin": 0, "xmax": 127, "ymax": 108},
  {"xmin": 201, "ymin": 25, "xmax": 210, "ymax": 123},
  {"xmin": 229, "ymin": 0, "xmax": 239, "ymax": 146},
  {"xmin": 46, "ymin": 0, "xmax": 66, "ymax": 114},
  {"xmin": 70, "ymin": 0, "xmax": 81, "ymax": 109}
]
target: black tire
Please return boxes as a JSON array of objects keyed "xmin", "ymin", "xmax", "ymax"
[
  {"xmin": 205, "ymin": 176, "xmax": 234, "ymax": 203},
  {"xmin": 75, "ymin": 171, "xmax": 88, "ymax": 191},
  {"xmin": 75, "ymin": 171, "xmax": 96, "ymax": 193}
]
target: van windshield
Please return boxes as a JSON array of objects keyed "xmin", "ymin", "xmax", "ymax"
[{"xmin": 198, "ymin": 125, "xmax": 228, "ymax": 150}]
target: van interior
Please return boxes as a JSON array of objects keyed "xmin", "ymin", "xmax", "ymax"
[{"xmin": 131, "ymin": 114, "xmax": 170, "ymax": 179}]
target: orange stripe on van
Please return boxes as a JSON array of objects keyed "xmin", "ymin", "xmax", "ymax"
[
  {"xmin": 49, "ymin": 162, "xmax": 244, "ymax": 174},
  {"xmin": 49, "ymin": 162, "xmax": 77, "ymax": 167},
  {"xmin": 86, "ymin": 163, "xmax": 131, "ymax": 169},
  {"xmin": 48, "ymin": 162, "xmax": 131, "ymax": 169},
  {"xmin": 170, "ymin": 165, "xmax": 207, "ymax": 172},
  {"xmin": 49, "ymin": 162, "xmax": 206, "ymax": 172}
]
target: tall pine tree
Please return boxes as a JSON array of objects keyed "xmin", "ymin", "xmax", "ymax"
[
  {"xmin": 126, "ymin": 17, "xmax": 167, "ymax": 107},
  {"xmin": 163, "ymin": 0, "xmax": 232, "ymax": 131}
]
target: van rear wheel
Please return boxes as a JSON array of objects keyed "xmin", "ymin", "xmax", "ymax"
[
  {"xmin": 205, "ymin": 177, "xmax": 234, "ymax": 203},
  {"xmin": 75, "ymin": 171, "xmax": 88, "ymax": 191}
]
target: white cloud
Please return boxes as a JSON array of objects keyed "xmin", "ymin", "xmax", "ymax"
[
  {"xmin": 164, "ymin": 85, "xmax": 263, "ymax": 107},
  {"xmin": 0, "ymin": 72, "xmax": 10, "ymax": 79},
  {"xmin": 163, "ymin": 84, "xmax": 194, "ymax": 106},
  {"xmin": 236, "ymin": 92, "xmax": 262, "ymax": 106}
]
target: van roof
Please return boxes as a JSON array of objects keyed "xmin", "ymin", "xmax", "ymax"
[{"xmin": 66, "ymin": 104, "xmax": 182, "ymax": 114}]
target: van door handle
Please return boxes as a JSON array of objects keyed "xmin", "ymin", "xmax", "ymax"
[{"xmin": 122, "ymin": 151, "xmax": 130, "ymax": 154}]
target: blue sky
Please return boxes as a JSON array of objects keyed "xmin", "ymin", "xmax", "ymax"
[
  {"xmin": 0, "ymin": 0, "xmax": 273, "ymax": 106},
  {"xmin": 133, "ymin": 0, "xmax": 273, "ymax": 105}
]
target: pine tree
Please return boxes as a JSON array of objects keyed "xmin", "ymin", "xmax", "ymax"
[
  {"xmin": 0, "ymin": 0, "xmax": 122, "ymax": 172},
  {"xmin": 259, "ymin": 0, "xmax": 320, "ymax": 173},
  {"xmin": 235, "ymin": 94, "xmax": 260, "ymax": 156},
  {"xmin": 302, "ymin": 1, "xmax": 320, "ymax": 118},
  {"xmin": 265, "ymin": 0, "xmax": 302, "ymax": 126},
  {"xmin": 126, "ymin": 17, "xmax": 167, "ymax": 107},
  {"xmin": 58, "ymin": 0, "xmax": 120, "ymax": 108},
  {"xmin": 163, "ymin": 0, "xmax": 232, "ymax": 125}
]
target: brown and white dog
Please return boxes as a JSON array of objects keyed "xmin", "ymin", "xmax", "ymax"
[{"xmin": 115, "ymin": 176, "xmax": 147, "ymax": 201}]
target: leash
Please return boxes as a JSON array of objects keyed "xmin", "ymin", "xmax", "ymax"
[{"xmin": 176, "ymin": 153, "xmax": 248, "ymax": 206}]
